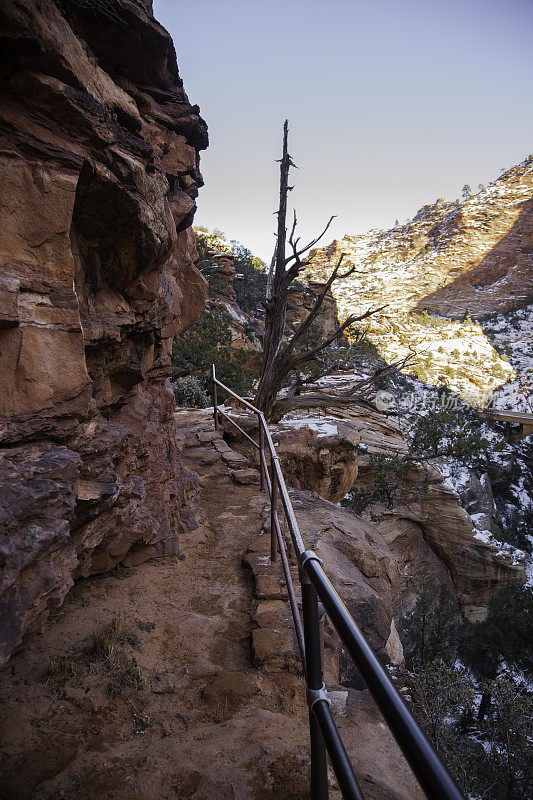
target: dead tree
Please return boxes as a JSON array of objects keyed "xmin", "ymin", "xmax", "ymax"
[{"xmin": 254, "ymin": 120, "xmax": 387, "ymax": 420}]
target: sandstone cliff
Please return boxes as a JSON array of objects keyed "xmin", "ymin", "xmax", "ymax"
[
  {"xmin": 0, "ymin": 0, "xmax": 207, "ymax": 666},
  {"xmin": 204, "ymin": 252, "xmax": 340, "ymax": 369},
  {"xmin": 205, "ymin": 252, "xmax": 263, "ymax": 362}
]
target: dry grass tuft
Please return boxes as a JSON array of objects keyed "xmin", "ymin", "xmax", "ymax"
[
  {"xmin": 46, "ymin": 656, "xmax": 77, "ymax": 679},
  {"xmin": 89, "ymin": 618, "xmax": 143, "ymax": 695}
]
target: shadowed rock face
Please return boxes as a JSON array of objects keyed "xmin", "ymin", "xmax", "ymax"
[
  {"xmin": 0, "ymin": 0, "xmax": 208, "ymax": 665},
  {"xmin": 416, "ymin": 196, "xmax": 533, "ymax": 319}
]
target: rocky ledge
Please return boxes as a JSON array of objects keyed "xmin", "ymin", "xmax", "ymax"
[{"xmin": 220, "ymin": 401, "xmax": 525, "ymax": 621}]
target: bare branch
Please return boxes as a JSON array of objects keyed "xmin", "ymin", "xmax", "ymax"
[
  {"xmin": 284, "ymin": 215, "xmax": 336, "ymax": 270},
  {"xmin": 383, "ymin": 496, "xmax": 429, "ymax": 520},
  {"xmin": 340, "ymin": 352, "xmax": 416, "ymax": 397},
  {"xmin": 282, "ymin": 252, "xmax": 349, "ymax": 358},
  {"xmin": 282, "ymin": 304, "xmax": 388, "ymax": 376},
  {"xmin": 288, "ymin": 209, "xmax": 298, "ymax": 248},
  {"xmin": 283, "ymin": 316, "xmax": 357, "ymax": 373},
  {"xmin": 270, "ymin": 392, "xmax": 376, "ymax": 423}
]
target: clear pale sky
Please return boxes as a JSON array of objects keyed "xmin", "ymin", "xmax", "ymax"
[{"xmin": 155, "ymin": 0, "xmax": 533, "ymax": 263}]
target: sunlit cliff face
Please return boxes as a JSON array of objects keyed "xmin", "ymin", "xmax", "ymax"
[{"xmin": 306, "ymin": 157, "xmax": 533, "ymax": 406}]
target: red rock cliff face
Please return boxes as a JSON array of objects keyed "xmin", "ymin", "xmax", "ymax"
[{"xmin": 0, "ymin": 0, "xmax": 208, "ymax": 666}]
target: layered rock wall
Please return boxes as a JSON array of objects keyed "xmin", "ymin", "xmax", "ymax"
[
  {"xmin": 206, "ymin": 254, "xmax": 263, "ymax": 361},
  {"xmin": 0, "ymin": 0, "xmax": 208, "ymax": 665}
]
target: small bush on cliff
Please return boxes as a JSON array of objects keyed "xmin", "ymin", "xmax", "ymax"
[
  {"xmin": 171, "ymin": 377, "xmax": 209, "ymax": 408},
  {"xmin": 401, "ymin": 582, "xmax": 533, "ymax": 683},
  {"xmin": 399, "ymin": 582, "xmax": 460, "ymax": 670},
  {"xmin": 342, "ymin": 452, "xmax": 428, "ymax": 518},
  {"xmin": 410, "ymin": 399, "xmax": 499, "ymax": 470},
  {"xmin": 458, "ymin": 584, "xmax": 533, "ymax": 680},
  {"xmin": 232, "ymin": 242, "xmax": 268, "ymax": 315},
  {"xmin": 172, "ymin": 310, "xmax": 255, "ymax": 399},
  {"xmin": 413, "ymin": 662, "xmax": 532, "ymax": 800},
  {"xmin": 344, "ymin": 399, "xmax": 497, "ymax": 517},
  {"xmin": 400, "ymin": 586, "xmax": 533, "ymax": 800}
]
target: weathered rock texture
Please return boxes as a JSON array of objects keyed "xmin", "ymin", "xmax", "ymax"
[
  {"xmin": 222, "ymin": 412, "xmax": 360, "ymax": 503},
  {"xmin": 223, "ymin": 370, "xmax": 526, "ymax": 620},
  {"xmin": 206, "ymin": 253, "xmax": 263, "ymax": 361},
  {"xmin": 0, "ymin": 407, "xmax": 422, "ymax": 800},
  {"xmin": 286, "ymin": 281, "xmax": 340, "ymax": 340},
  {"xmin": 344, "ymin": 403, "xmax": 526, "ymax": 620},
  {"xmin": 0, "ymin": 0, "xmax": 208, "ymax": 666}
]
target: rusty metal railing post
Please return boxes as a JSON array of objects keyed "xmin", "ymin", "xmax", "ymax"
[
  {"xmin": 212, "ymin": 364, "xmax": 219, "ymax": 432},
  {"xmin": 258, "ymin": 416, "xmax": 266, "ymax": 492},
  {"xmin": 270, "ymin": 459, "xmax": 278, "ymax": 562}
]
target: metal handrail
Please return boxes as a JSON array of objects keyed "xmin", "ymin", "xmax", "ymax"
[{"xmin": 211, "ymin": 365, "xmax": 464, "ymax": 800}]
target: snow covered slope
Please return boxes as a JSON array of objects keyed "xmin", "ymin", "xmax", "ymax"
[{"xmin": 306, "ymin": 157, "xmax": 533, "ymax": 407}]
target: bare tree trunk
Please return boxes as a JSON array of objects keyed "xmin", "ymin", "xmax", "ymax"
[
  {"xmin": 477, "ymin": 690, "xmax": 491, "ymax": 721},
  {"xmin": 254, "ymin": 121, "xmax": 386, "ymax": 420},
  {"xmin": 255, "ymin": 120, "xmax": 292, "ymax": 417}
]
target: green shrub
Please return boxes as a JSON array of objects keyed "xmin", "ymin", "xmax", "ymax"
[
  {"xmin": 341, "ymin": 452, "xmax": 428, "ymax": 517},
  {"xmin": 459, "ymin": 584, "xmax": 533, "ymax": 680},
  {"xmin": 231, "ymin": 242, "xmax": 268, "ymax": 315},
  {"xmin": 172, "ymin": 310, "xmax": 256, "ymax": 400},
  {"xmin": 399, "ymin": 582, "xmax": 460, "ymax": 670},
  {"xmin": 171, "ymin": 377, "xmax": 209, "ymax": 408},
  {"xmin": 410, "ymin": 398, "xmax": 500, "ymax": 470},
  {"xmin": 400, "ymin": 584, "xmax": 533, "ymax": 800}
]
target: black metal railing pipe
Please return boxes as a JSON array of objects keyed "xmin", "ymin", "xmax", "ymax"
[
  {"xmin": 303, "ymin": 556, "xmax": 464, "ymax": 800},
  {"xmin": 313, "ymin": 702, "xmax": 365, "ymax": 800}
]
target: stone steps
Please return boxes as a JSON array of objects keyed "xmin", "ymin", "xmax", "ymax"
[
  {"xmin": 175, "ymin": 408, "xmax": 301, "ymax": 675},
  {"xmin": 243, "ymin": 520, "xmax": 302, "ymax": 676}
]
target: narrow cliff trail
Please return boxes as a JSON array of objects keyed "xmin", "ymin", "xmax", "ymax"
[{"xmin": 0, "ymin": 411, "xmax": 421, "ymax": 800}]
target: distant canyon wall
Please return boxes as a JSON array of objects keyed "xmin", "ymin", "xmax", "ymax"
[
  {"xmin": 0, "ymin": 0, "xmax": 208, "ymax": 666},
  {"xmin": 306, "ymin": 158, "xmax": 533, "ymax": 403}
]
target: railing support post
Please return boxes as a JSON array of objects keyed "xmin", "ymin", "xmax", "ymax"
[
  {"xmin": 258, "ymin": 416, "xmax": 266, "ymax": 492},
  {"xmin": 212, "ymin": 365, "xmax": 219, "ymax": 432},
  {"xmin": 318, "ymin": 600, "xmax": 326, "ymax": 674},
  {"xmin": 270, "ymin": 461, "xmax": 278, "ymax": 562},
  {"xmin": 301, "ymin": 561, "xmax": 329, "ymax": 800}
]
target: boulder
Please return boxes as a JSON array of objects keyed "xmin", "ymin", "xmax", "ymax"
[
  {"xmin": 367, "ymin": 466, "xmax": 526, "ymax": 620},
  {"xmin": 286, "ymin": 281, "xmax": 340, "ymax": 339},
  {"xmin": 223, "ymin": 412, "xmax": 360, "ymax": 503},
  {"xmin": 291, "ymin": 489, "xmax": 399, "ymax": 664}
]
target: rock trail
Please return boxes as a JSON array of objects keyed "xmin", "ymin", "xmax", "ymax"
[{"xmin": 0, "ymin": 409, "xmax": 421, "ymax": 800}]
